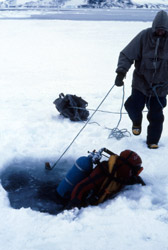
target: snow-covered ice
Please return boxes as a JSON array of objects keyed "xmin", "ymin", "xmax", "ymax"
[
  {"xmin": 132, "ymin": 0, "xmax": 168, "ymax": 4},
  {"xmin": 0, "ymin": 14, "xmax": 168, "ymax": 250}
]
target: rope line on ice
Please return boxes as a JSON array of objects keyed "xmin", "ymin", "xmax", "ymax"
[
  {"xmin": 106, "ymin": 85, "xmax": 131, "ymax": 140},
  {"xmin": 45, "ymin": 84, "xmax": 129, "ymax": 170}
]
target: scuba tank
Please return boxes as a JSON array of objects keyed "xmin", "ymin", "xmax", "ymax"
[
  {"xmin": 56, "ymin": 156, "xmax": 93, "ymax": 199},
  {"xmin": 56, "ymin": 148, "xmax": 113, "ymax": 199}
]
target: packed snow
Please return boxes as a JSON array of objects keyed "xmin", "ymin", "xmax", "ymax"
[{"xmin": 0, "ymin": 12, "xmax": 168, "ymax": 250}]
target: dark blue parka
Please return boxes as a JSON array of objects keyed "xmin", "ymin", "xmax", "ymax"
[{"xmin": 116, "ymin": 10, "xmax": 168, "ymax": 97}]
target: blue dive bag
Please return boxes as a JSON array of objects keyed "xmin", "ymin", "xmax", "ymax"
[{"xmin": 56, "ymin": 156, "xmax": 93, "ymax": 199}]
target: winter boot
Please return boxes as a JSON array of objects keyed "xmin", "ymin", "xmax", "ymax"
[
  {"xmin": 132, "ymin": 124, "xmax": 141, "ymax": 136},
  {"xmin": 147, "ymin": 143, "xmax": 159, "ymax": 149}
]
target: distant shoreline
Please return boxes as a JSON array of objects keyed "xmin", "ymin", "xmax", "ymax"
[{"xmin": 0, "ymin": 8, "xmax": 168, "ymax": 21}]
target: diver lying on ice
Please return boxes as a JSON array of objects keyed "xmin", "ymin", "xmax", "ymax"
[{"xmin": 40, "ymin": 148, "xmax": 145, "ymax": 210}]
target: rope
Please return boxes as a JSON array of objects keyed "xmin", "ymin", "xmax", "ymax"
[
  {"xmin": 71, "ymin": 86, "xmax": 132, "ymax": 140},
  {"xmin": 71, "ymin": 107, "xmax": 128, "ymax": 115},
  {"xmin": 152, "ymin": 85, "xmax": 164, "ymax": 109},
  {"xmin": 107, "ymin": 85, "xmax": 131, "ymax": 140},
  {"xmin": 49, "ymin": 84, "xmax": 116, "ymax": 170},
  {"xmin": 71, "ymin": 107, "xmax": 148, "ymax": 115},
  {"xmin": 148, "ymin": 37, "xmax": 166, "ymax": 110},
  {"xmin": 108, "ymin": 128, "xmax": 131, "ymax": 140}
]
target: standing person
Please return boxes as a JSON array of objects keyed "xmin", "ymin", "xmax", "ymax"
[{"xmin": 115, "ymin": 10, "xmax": 168, "ymax": 149}]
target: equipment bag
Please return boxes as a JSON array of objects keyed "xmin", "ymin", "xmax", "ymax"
[
  {"xmin": 70, "ymin": 150, "xmax": 145, "ymax": 207},
  {"xmin": 53, "ymin": 93, "xmax": 89, "ymax": 121},
  {"xmin": 70, "ymin": 155, "xmax": 121, "ymax": 206}
]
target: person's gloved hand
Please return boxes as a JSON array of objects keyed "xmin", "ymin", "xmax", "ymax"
[{"xmin": 115, "ymin": 72, "xmax": 126, "ymax": 87}]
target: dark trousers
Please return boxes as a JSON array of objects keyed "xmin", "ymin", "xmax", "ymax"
[{"xmin": 125, "ymin": 89, "xmax": 167, "ymax": 144}]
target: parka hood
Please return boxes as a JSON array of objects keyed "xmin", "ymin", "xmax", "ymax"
[{"xmin": 152, "ymin": 10, "xmax": 168, "ymax": 32}]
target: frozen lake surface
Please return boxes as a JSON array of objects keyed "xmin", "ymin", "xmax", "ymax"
[{"xmin": 0, "ymin": 11, "xmax": 168, "ymax": 250}]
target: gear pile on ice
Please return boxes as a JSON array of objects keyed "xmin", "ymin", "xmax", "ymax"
[{"xmin": 53, "ymin": 93, "xmax": 89, "ymax": 121}]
